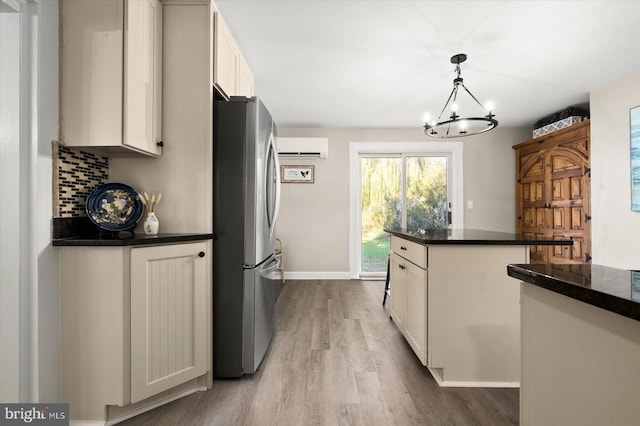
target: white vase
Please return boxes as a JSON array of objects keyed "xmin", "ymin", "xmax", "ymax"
[{"xmin": 143, "ymin": 212, "xmax": 159, "ymax": 235}]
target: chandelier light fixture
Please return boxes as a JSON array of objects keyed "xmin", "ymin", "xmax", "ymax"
[{"xmin": 423, "ymin": 53, "xmax": 498, "ymax": 138}]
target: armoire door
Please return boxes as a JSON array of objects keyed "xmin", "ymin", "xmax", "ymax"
[
  {"xmin": 515, "ymin": 120, "xmax": 591, "ymax": 264},
  {"xmin": 547, "ymin": 149, "xmax": 590, "ymax": 263},
  {"xmin": 519, "ymin": 151, "xmax": 549, "ymax": 263}
]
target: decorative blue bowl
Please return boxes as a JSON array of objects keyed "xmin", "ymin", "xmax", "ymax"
[{"xmin": 86, "ymin": 183, "xmax": 144, "ymax": 232}]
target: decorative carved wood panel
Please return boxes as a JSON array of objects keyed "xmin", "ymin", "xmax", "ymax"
[{"xmin": 514, "ymin": 120, "xmax": 591, "ymax": 264}]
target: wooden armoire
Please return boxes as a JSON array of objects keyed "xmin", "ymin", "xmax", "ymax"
[{"xmin": 513, "ymin": 120, "xmax": 591, "ymax": 264}]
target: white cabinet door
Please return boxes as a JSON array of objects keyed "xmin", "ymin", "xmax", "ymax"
[
  {"xmin": 130, "ymin": 242, "xmax": 208, "ymax": 403},
  {"xmin": 60, "ymin": 0, "xmax": 124, "ymax": 149},
  {"xmin": 405, "ymin": 261, "xmax": 427, "ymax": 365},
  {"xmin": 60, "ymin": 0, "xmax": 162, "ymax": 157},
  {"xmin": 213, "ymin": 12, "xmax": 254, "ymax": 99},
  {"xmin": 214, "ymin": 13, "xmax": 238, "ymax": 99},
  {"xmin": 389, "ymin": 252, "xmax": 407, "ymax": 334},
  {"xmin": 237, "ymin": 53, "xmax": 254, "ymax": 97},
  {"xmin": 124, "ymin": 0, "xmax": 163, "ymax": 156}
]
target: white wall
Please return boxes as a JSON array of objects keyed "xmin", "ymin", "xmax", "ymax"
[
  {"xmin": 276, "ymin": 127, "xmax": 530, "ymax": 276},
  {"xmin": 591, "ymin": 70, "xmax": 640, "ymax": 269},
  {"xmin": 110, "ymin": 3, "xmax": 213, "ymax": 234},
  {"xmin": 0, "ymin": 0, "xmax": 60, "ymax": 403},
  {"xmin": 1, "ymin": 3, "xmax": 23, "ymax": 403},
  {"xmin": 36, "ymin": 0, "xmax": 61, "ymax": 402}
]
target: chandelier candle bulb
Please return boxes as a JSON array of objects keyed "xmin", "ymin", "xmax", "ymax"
[{"xmin": 486, "ymin": 101, "xmax": 495, "ymax": 113}]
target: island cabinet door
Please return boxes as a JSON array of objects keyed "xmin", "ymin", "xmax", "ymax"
[
  {"xmin": 405, "ymin": 262, "xmax": 427, "ymax": 365},
  {"xmin": 389, "ymin": 252, "xmax": 407, "ymax": 333},
  {"xmin": 130, "ymin": 242, "xmax": 208, "ymax": 403}
]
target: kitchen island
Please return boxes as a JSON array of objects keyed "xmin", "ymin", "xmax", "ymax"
[
  {"xmin": 507, "ymin": 263, "xmax": 640, "ymax": 426},
  {"xmin": 384, "ymin": 228, "xmax": 571, "ymax": 388}
]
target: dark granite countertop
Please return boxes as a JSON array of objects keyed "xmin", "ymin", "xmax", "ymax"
[
  {"xmin": 51, "ymin": 217, "xmax": 213, "ymax": 246},
  {"xmin": 384, "ymin": 228, "xmax": 574, "ymax": 246},
  {"xmin": 53, "ymin": 232, "xmax": 214, "ymax": 247},
  {"xmin": 507, "ymin": 263, "xmax": 640, "ymax": 322}
]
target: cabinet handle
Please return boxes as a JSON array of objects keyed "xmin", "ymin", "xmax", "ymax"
[
  {"xmin": 198, "ymin": 251, "xmax": 205, "ymax": 258},
  {"xmin": 157, "ymin": 141, "xmax": 164, "ymax": 147},
  {"xmin": 400, "ymin": 246, "xmax": 407, "ymax": 251}
]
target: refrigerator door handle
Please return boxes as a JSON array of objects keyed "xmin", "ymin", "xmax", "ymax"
[{"xmin": 268, "ymin": 130, "xmax": 281, "ymax": 240}]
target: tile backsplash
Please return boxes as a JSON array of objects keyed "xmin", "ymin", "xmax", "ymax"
[{"xmin": 53, "ymin": 142, "xmax": 109, "ymax": 218}]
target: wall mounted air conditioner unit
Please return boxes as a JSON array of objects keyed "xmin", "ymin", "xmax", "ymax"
[{"xmin": 276, "ymin": 137, "xmax": 328, "ymax": 159}]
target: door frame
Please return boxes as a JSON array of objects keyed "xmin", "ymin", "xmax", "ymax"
[{"xmin": 349, "ymin": 142, "xmax": 464, "ymax": 279}]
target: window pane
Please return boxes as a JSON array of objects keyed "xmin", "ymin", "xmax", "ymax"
[
  {"xmin": 361, "ymin": 157, "xmax": 401, "ymax": 273},
  {"xmin": 406, "ymin": 156, "xmax": 448, "ymax": 229}
]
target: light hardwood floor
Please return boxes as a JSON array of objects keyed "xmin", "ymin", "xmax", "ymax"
[{"xmin": 121, "ymin": 280, "xmax": 518, "ymax": 425}]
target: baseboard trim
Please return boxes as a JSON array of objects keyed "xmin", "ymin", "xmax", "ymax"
[
  {"xmin": 284, "ymin": 271, "xmax": 351, "ymax": 280},
  {"xmin": 103, "ymin": 386, "xmax": 207, "ymax": 426},
  {"xmin": 427, "ymin": 367, "xmax": 519, "ymax": 388}
]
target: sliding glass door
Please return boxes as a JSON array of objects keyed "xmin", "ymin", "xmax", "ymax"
[
  {"xmin": 360, "ymin": 153, "xmax": 451, "ymax": 276},
  {"xmin": 361, "ymin": 156, "xmax": 402, "ymax": 274},
  {"xmin": 405, "ymin": 156, "xmax": 449, "ymax": 229}
]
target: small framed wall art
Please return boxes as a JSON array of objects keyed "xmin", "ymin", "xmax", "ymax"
[
  {"xmin": 281, "ymin": 165, "xmax": 314, "ymax": 183},
  {"xmin": 632, "ymin": 105, "xmax": 640, "ymax": 211}
]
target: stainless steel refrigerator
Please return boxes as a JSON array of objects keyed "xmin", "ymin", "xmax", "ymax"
[{"xmin": 213, "ymin": 96, "xmax": 282, "ymax": 377}]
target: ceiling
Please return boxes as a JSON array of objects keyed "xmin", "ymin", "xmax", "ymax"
[{"xmin": 214, "ymin": 1, "xmax": 640, "ymax": 130}]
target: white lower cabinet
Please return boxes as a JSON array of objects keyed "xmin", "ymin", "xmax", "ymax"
[
  {"xmin": 390, "ymin": 242, "xmax": 428, "ymax": 365},
  {"xmin": 389, "ymin": 235, "xmax": 528, "ymax": 386},
  {"xmin": 130, "ymin": 243, "xmax": 208, "ymax": 403},
  {"xmin": 404, "ymin": 261, "xmax": 427, "ymax": 364},
  {"xmin": 60, "ymin": 241, "xmax": 211, "ymax": 423},
  {"xmin": 389, "ymin": 252, "xmax": 407, "ymax": 332}
]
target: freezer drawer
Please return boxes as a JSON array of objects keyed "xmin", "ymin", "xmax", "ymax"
[{"xmin": 241, "ymin": 255, "xmax": 279, "ymax": 375}]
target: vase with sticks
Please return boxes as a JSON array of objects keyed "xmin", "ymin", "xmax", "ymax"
[{"xmin": 139, "ymin": 191, "xmax": 162, "ymax": 235}]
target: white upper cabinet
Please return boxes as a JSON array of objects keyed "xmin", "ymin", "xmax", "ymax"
[
  {"xmin": 213, "ymin": 12, "xmax": 254, "ymax": 99},
  {"xmin": 124, "ymin": 0, "xmax": 163, "ymax": 156},
  {"xmin": 236, "ymin": 53, "xmax": 255, "ymax": 98},
  {"xmin": 60, "ymin": 0, "xmax": 163, "ymax": 157},
  {"xmin": 214, "ymin": 12, "xmax": 238, "ymax": 98}
]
